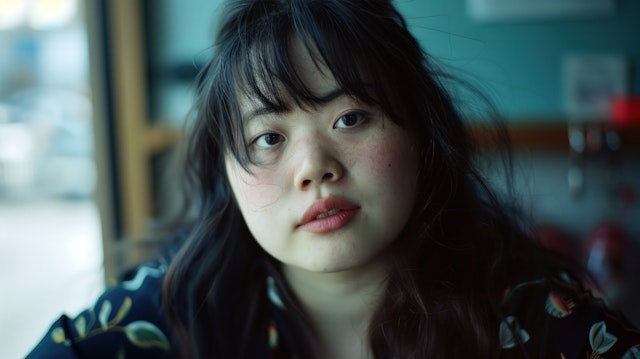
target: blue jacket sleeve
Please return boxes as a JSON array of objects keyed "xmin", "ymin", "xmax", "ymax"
[{"xmin": 25, "ymin": 264, "xmax": 175, "ymax": 359}]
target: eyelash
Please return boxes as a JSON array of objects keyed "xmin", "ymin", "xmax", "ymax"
[
  {"xmin": 249, "ymin": 110, "xmax": 370, "ymax": 149},
  {"xmin": 333, "ymin": 111, "xmax": 368, "ymax": 129},
  {"xmin": 252, "ymin": 132, "xmax": 284, "ymax": 148}
]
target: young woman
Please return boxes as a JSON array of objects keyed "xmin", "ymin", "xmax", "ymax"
[{"xmin": 27, "ymin": 0, "xmax": 640, "ymax": 358}]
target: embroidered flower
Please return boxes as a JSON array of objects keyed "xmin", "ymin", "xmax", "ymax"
[
  {"xmin": 589, "ymin": 321, "xmax": 618, "ymax": 354},
  {"xmin": 266, "ymin": 276, "xmax": 286, "ymax": 310},
  {"xmin": 268, "ymin": 321, "xmax": 279, "ymax": 349},
  {"xmin": 124, "ymin": 321, "xmax": 170, "ymax": 350},
  {"xmin": 622, "ymin": 346, "xmax": 640, "ymax": 359},
  {"xmin": 51, "ymin": 327, "xmax": 68, "ymax": 345},
  {"xmin": 545, "ymin": 291, "xmax": 575, "ymax": 318},
  {"xmin": 499, "ymin": 316, "xmax": 530, "ymax": 349},
  {"xmin": 49, "ymin": 296, "xmax": 169, "ymax": 351}
]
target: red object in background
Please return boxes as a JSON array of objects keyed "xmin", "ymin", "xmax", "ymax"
[
  {"xmin": 611, "ymin": 96, "xmax": 640, "ymax": 128},
  {"xmin": 537, "ymin": 225, "xmax": 580, "ymax": 261}
]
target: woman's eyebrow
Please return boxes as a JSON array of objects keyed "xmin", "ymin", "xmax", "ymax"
[
  {"xmin": 315, "ymin": 88, "xmax": 346, "ymax": 103},
  {"xmin": 243, "ymin": 106, "xmax": 279, "ymax": 123},
  {"xmin": 242, "ymin": 88, "xmax": 347, "ymax": 123}
]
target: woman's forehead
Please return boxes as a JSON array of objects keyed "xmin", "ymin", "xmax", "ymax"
[
  {"xmin": 288, "ymin": 38, "xmax": 337, "ymax": 96},
  {"xmin": 238, "ymin": 38, "xmax": 340, "ymax": 118}
]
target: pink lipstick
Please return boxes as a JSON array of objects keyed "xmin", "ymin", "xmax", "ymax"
[{"xmin": 297, "ymin": 196, "xmax": 360, "ymax": 234}]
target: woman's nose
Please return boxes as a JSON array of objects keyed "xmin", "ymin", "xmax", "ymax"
[{"xmin": 293, "ymin": 136, "xmax": 344, "ymax": 190}]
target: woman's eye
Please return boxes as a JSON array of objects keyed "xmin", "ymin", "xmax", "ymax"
[
  {"xmin": 254, "ymin": 133, "xmax": 284, "ymax": 148},
  {"xmin": 334, "ymin": 112, "xmax": 366, "ymax": 129}
]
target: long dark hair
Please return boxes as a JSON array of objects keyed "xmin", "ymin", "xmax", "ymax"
[{"xmin": 162, "ymin": 0, "xmax": 576, "ymax": 357}]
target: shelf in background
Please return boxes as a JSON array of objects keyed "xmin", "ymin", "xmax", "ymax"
[
  {"xmin": 474, "ymin": 122, "xmax": 640, "ymax": 152},
  {"xmin": 144, "ymin": 121, "xmax": 640, "ymax": 154}
]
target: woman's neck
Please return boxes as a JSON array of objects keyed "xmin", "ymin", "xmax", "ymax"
[{"xmin": 282, "ymin": 258, "xmax": 390, "ymax": 359}]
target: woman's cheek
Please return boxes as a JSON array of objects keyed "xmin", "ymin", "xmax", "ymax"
[
  {"xmin": 357, "ymin": 133, "xmax": 415, "ymax": 183},
  {"xmin": 227, "ymin": 165, "xmax": 285, "ymax": 212}
]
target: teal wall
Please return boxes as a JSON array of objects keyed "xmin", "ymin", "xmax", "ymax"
[
  {"xmin": 148, "ymin": 0, "xmax": 639, "ymax": 122},
  {"xmin": 395, "ymin": 0, "xmax": 640, "ymax": 121}
]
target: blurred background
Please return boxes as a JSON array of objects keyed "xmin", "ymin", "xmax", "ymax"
[
  {"xmin": 0, "ymin": 0, "xmax": 638, "ymax": 357},
  {"xmin": 0, "ymin": 0, "xmax": 104, "ymax": 357}
]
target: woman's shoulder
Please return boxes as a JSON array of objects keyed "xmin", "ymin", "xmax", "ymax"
[
  {"xmin": 499, "ymin": 273, "xmax": 640, "ymax": 358},
  {"xmin": 26, "ymin": 262, "xmax": 175, "ymax": 359}
]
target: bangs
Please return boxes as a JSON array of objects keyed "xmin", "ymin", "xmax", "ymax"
[
  {"xmin": 232, "ymin": 1, "xmax": 378, "ymax": 115},
  {"xmin": 207, "ymin": 0, "xmax": 428, "ymax": 167}
]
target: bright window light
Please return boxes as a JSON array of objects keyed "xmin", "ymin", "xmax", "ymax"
[
  {"xmin": 28, "ymin": 0, "xmax": 77, "ymax": 30},
  {"xmin": 0, "ymin": 0, "xmax": 28, "ymax": 30},
  {"xmin": 0, "ymin": 0, "xmax": 77, "ymax": 30}
]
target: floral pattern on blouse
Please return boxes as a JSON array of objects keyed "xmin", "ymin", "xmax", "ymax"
[
  {"xmin": 26, "ymin": 264, "xmax": 174, "ymax": 359},
  {"xmin": 48, "ymin": 295, "xmax": 169, "ymax": 353},
  {"xmin": 26, "ymin": 265, "xmax": 640, "ymax": 359},
  {"xmin": 499, "ymin": 273, "xmax": 640, "ymax": 358}
]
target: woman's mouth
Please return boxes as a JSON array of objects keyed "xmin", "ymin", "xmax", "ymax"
[
  {"xmin": 315, "ymin": 208, "xmax": 341, "ymax": 219},
  {"xmin": 297, "ymin": 196, "xmax": 360, "ymax": 234}
]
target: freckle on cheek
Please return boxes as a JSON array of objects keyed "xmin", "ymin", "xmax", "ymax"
[{"xmin": 228, "ymin": 169, "xmax": 274, "ymax": 209}]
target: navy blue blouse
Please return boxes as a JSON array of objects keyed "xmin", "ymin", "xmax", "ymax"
[{"xmin": 26, "ymin": 263, "xmax": 640, "ymax": 358}]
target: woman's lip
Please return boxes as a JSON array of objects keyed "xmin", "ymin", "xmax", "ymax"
[
  {"xmin": 297, "ymin": 195, "xmax": 360, "ymax": 233},
  {"xmin": 297, "ymin": 208, "xmax": 359, "ymax": 234}
]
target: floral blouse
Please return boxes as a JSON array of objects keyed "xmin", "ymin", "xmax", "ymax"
[
  {"xmin": 499, "ymin": 273, "xmax": 640, "ymax": 358},
  {"xmin": 26, "ymin": 264, "xmax": 640, "ymax": 359}
]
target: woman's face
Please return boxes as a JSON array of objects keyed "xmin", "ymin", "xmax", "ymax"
[{"xmin": 225, "ymin": 42, "xmax": 421, "ymax": 274}]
